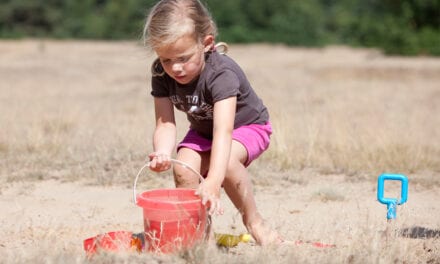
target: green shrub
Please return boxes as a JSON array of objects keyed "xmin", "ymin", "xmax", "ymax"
[{"xmin": 0, "ymin": 0, "xmax": 438, "ymax": 56}]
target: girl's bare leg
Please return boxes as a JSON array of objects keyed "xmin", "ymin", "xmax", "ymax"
[
  {"xmin": 222, "ymin": 141, "xmax": 282, "ymax": 245},
  {"xmin": 174, "ymin": 147, "xmax": 209, "ymax": 188},
  {"xmin": 174, "ymin": 148, "xmax": 214, "ymax": 242},
  {"xmin": 174, "ymin": 144, "xmax": 280, "ymax": 245}
]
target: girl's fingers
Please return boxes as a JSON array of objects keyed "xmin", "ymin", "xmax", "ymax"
[
  {"xmin": 207, "ymin": 195, "xmax": 222, "ymax": 215},
  {"xmin": 209, "ymin": 199, "xmax": 217, "ymax": 215},
  {"xmin": 196, "ymin": 183, "xmax": 222, "ymax": 215},
  {"xmin": 148, "ymin": 153, "xmax": 171, "ymax": 172},
  {"xmin": 217, "ymin": 200, "xmax": 224, "ymax": 215}
]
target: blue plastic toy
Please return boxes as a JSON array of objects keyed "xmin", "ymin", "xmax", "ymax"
[{"xmin": 377, "ymin": 174, "xmax": 408, "ymax": 220}]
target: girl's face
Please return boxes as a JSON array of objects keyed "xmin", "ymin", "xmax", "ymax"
[{"xmin": 156, "ymin": 34, "xmax": 212, "ymax": 85}]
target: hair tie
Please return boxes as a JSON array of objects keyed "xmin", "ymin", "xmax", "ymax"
[
  {"xmin": 214, "ymin": 42, "xmax": 229, "ymax": 54},
  {"xmin": 151, "ymin": 58, "xmax": 165, "ymax": 77}
]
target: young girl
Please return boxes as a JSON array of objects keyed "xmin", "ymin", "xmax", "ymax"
[{"xmin": 144, "ymin": 0, "xmax": 281, "ymax": 246}]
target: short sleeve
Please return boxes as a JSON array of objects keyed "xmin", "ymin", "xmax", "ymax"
[
  {"xmin": 151, "ymin": 76, "xmax": 170, "ymax": 97},
  {"xmin": 209, "ymin": 69, "xmax": 240, "ymax": 103}
]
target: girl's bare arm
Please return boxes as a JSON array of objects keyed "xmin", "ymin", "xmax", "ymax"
[
  {"xmin": 149, "ymin": 97, "xmax": 176, "ymax": 171},
  {"xmin": 199, "ymin": 96, "xmax": 236, "ymax": 214}
]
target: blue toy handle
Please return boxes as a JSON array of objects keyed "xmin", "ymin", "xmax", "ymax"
[{"xmin": 377, "ymin": 174, "xmax": 408, "ymax": 219}]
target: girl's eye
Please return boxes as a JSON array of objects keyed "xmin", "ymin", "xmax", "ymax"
[
  {"xmin": 177, "ymin": 56, "xmax": 190, "ymax": 63},
  {"xmin": 160, "ymin": 54, "xmax": 192, "ymax": 65},
  {"xmin": 161, "ymin": 59, "xmax": 171, "ymax": 65}
]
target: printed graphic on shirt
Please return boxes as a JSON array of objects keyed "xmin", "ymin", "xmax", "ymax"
[
  {"xmin": 190, "ymin": 102, "xmax": 213, "ymax": 120},
  {"xmin": 170, "ymin": 95, "xmax": 185, "ymax": 111},
  {"xmin": 172, "ymin": 94, "xmax": 213, "ymax": 121},
  {"xmin": 186, "ymin": 95, "xmax": 198, "ymax": 104}
]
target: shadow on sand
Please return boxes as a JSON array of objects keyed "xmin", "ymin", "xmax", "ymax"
[{"xmin": 399, "ymin": 226, "xmax": 440, "ymax": 239}]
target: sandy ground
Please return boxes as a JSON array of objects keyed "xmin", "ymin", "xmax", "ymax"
[
  {"xmin": 1, "ymin": 173, "xmax": 439, "ymax": 262},
  {"xmin": 0, "ymin": 40, "xmax": 439, "ymax": 263}
]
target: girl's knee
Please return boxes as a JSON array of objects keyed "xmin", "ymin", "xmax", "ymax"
[
  {"xmin": 173, "ymin": 166, "xmax": 199, "ymax": 188},
  {"xmin": 225, "ymin": 158, "xmax": 246, "ymax": 178}
]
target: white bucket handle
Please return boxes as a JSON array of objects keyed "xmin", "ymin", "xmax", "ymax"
[{"xmin": 133, "ymin": 159, "xmax": 204, "ymax": 205}]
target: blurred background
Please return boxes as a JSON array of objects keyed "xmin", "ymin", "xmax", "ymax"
[{"xmin": 0, "ymin": 0, "xmax": 439, "ymax": 56}]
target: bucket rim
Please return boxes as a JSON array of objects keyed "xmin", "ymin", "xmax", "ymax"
[{"xmin": 135, "ymin": 188, "xmax": 202, "ymax": 208}]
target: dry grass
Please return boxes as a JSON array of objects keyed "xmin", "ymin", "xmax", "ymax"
[
  {"xmin": 1, "ymin": 40, "xmax": 440, "ymax": 263},
  {"xmin": 1, "ymin": 41, "xmax": 439, "ymax": 186},
  {"xmin": 2, "ymin": 216, "xmax": 439, "ymax": 264},
  {"xmin": 243, "ymin": 45, "xmax": 440, "ymax": 179}
]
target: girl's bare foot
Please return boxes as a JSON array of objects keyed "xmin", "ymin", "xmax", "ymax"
[{"xmin": 247, "ymin": 219, "xmax": 283, "ymax": 246}]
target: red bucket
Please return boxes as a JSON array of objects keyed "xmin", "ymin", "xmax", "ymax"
[{"xmin": 136, "ymin": 188, "xmax": 207, "ymax": 253}]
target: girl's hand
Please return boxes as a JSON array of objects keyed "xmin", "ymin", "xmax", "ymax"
[
  {"xmin": 196, "ymin": 179, "xmax": 224, "ymax": 215},
  {"xmin": 148, "ymin": 152, "xmax": 171, "ymax": 172}
]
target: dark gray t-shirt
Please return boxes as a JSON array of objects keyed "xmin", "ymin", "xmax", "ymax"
[{"xmin": 151, "ymin": 51, "xmax": 269, "ymax": 138}]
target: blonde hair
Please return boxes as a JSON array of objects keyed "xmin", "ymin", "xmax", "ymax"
[{"xmin": 144, "ymin": 0, "xmax": 218, "ymax": 50}]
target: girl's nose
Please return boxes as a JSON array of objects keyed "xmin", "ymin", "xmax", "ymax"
[{"xmin": 172, "ymin": 62, "xmax": 183, "ymax": 73}]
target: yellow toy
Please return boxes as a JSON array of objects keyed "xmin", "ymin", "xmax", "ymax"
[{"xmin": 215, "ymin": 233, "xmax": 251, "ymax": 247}]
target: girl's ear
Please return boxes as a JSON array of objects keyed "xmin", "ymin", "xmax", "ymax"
[{"xmin": 203, "ymin": 35, "xmax": 215, "ymax": 52}]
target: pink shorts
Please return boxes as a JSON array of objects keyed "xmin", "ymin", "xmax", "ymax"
[{"xmin": 177, "ymin": 122, "xmax": 272, "ymax": 167}]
